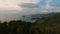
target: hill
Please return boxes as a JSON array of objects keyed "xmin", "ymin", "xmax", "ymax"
[
  {"xmin": 0, "ymin": 13, "xmax": 60, "ymax": 34},
  {"xmin": 30, "ymin": 13, "xmax": 60, "ymax": 34},
  {"xmin": 21, "ymin": 12, "xmax": 56, "ymax": 23}
]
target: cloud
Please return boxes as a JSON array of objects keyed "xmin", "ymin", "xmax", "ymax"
[
  {"xmin": 20, "ymin": 3, "xmax": 40, "ymax": 8},
  {"xmin": 0, "ymin": 0, "xmax": 40, "ymax": 10},
  {"xmin": 45, "ymin": 0, "xmax": 53, "ymax": 9},
  {"xmin": 17, "ymin": 0, "xmax": 39, "ymax": 4},
  {"xmin": 0, "ymin": 0, "xmax": 22, "ymax": 10}
]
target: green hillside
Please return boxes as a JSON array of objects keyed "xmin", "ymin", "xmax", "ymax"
[
  {"xmin": 0, "ymin": 13, "xmax": 60, "ymax": 34},
  {"xmin": 31, "ymin": 13, "xmax": 60, "ymax": 34}
]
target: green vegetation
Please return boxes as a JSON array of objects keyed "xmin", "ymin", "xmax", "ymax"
[{"xmin": 0, "ymin": 13, "xmax": 60, "ymax": 34}]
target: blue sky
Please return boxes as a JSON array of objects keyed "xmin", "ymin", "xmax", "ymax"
[
  {"xmin": 50, "ymin": 0, "xmax": 60, "ymax": 4},
  {"xmin": 39, "ymin": 0, "xmax": 60, "ymax": 8},
  {"xmin": 39, "ymin": 0, "xmax": 60, "ymax": 5},
  {"xmin": 50, "ymin": 0, "xmax": 60, "ymax": 9}
]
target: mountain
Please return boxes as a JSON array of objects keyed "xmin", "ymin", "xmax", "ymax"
[
  {"xmin": 30, "ymin": 13, "xmax": 60, "ymax": 34},
  {"xmin": 21, "ymin": 12, "xmax": 56, "ymax": 23},
  {"xmin": 34, "ymin": 13, "xmax": 60, "ymax": 24}
]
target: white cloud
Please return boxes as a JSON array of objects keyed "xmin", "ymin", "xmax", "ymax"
[
  {"xmin": 0, "ymin": 0, "xmax": 22, "ymax": 10},
  {"xmin": 0, "ymin": 0, "xmax": 40, "ymax": 10},
  {"xmin": 17, "ymin": 0, "xmax": 39, "ymax": 4},
  {"xmin": 45, "ymin": 0, "xmax": 53, "ymax": 9}
]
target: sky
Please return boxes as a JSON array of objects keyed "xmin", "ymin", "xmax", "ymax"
[
  {"xmin": 0, "ymin": 0, "xmax": 60, "ymax": 10},
  {"xmin": 0, "ymin": 0, "xmax": 60, "ymax": 21},
  {"xmin": 39, "ymin": 0, "xmax": 60, "ymax": 9}
]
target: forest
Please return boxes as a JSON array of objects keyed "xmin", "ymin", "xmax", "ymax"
[{"xmin": 0, "ymin": 13, "xmax": 60, "ymax": 34}]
